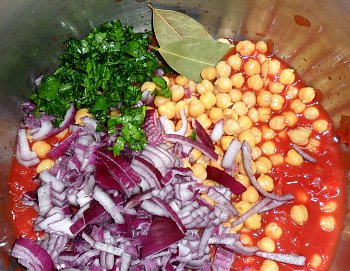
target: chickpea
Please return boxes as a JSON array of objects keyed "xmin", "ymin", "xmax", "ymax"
[
  {"xmin": 235, "ymin": 150, "xmax": 242, "ymax": 163},
  {"xmin": 32, "ymin": 141, "xmax": 51, "ymax": 158},
  {"xmin": 235, "ymin": 174, "xmax": 250, "ymax": 187},
  {"xmin": 258, "ymin": 237, "xmax": 276, "ymax": 252},
  {"xmin": 313, "ymin": 119, "xmax": 328, "ymax": 132},
  {"xmin": 75, "ymin": 108, "xmax": 92, "ymax": 125},
  {"xmin": 285, "ymin": 86, "xmax": 298, "ymax": 99},
  {"xmin": 304, "ymin": 106, "xmax": 319, "ymax": 120},
  {"xmin": 256, "ymin": 41, "xmax": 267, "ymax": 53},
  {"xmin": 244, "ymin": 213, "xmax": 262, "ymax": 230},
  {"xmin": 216, "ymin": 77, "xmax": 233, "ymax": 93},
  {"xmin": 201, "ymin": 67, "xmax": 217, "ymax": 81},
  {"xmin": 196, "ymin": 83, "xmax": 206, "ymax": 95},
  {"xmin": 55, "ymin": 128, "xmax": 69, "ymax": 139},
  {"xmin": 141, "ymin": 81, "xmax": 156, "ymax": 92},
  {"xmin": 242, "ymin": 91, "xmax": 257, "ymax": 108},
  {"xmin": 257, "ymin": 107, "xmax": 271, "ymax": 123},
  {"xmin": 260, "ymin": 259, "xmax": 279, "ymax": 271},
  {"xmin": 175, "ymin": 101, "xmax": 188, "ymax": 119},
  {"xmin": 236, "ymin": 40, "xmax": 256, "ymax": 56},
  {"xmin": 210, "ymin": 155, "xmax": 223, "ymax": 169},
  {"xmin": 235, "ymin": 200, "xmax": 252, "ymax": 216},
  {"xmin": 189, "ymin": 148, "xmax": 202, "ymax": 163},
  {"xmin": 196, "ymin": 113, "xmax": 212, "ymax": 130},
  {"xmin": 265, "ymin": 222, "xmax": 283, "ymax": 240},
  {"xmin": 252, "ymin": 146, "xmax": 262, "ymax": 160},
  {"xmin": 221, "ymin": 136, "xmax": 234, "ymax": 151},
  {"xmin": 192, "ymin": 163, "xmax": 207, "ymax": 180},
  {"xmin": 196, "ymin": 154, "xmax": 210, "ymax": 168},
  {"xmin": 287, "ymin": 127, "xmax": 311, "ymax": 146},
  {"xmin": 285, "ymin": 149, "xmax": 303, "ymax": 166},
  {"xmin": 231, "ymin": 73, "xmax": 245, "ymax": 88},
  {"xmin": 257, "ymin": 90, "xmax": 272, "ymax": 107},
  {"xmin": 229, "ymin": 89, "xmax": 243, "ymax": 103},
  {"xmin": 269, "ymin": 82, "xmax": 284, "ymax": 94},
  {"xmin": 320, "ymin": 215, "xmax": 335, "ymax": 231},
  {"xmin": 202, "ymin": 79, "xmax": 215, "ymax": 92},
  {"xmin": 290, "ymin": 204, "xmax": 308, "ymax": 225},
  {"xmin": 171, "ymin": 84, "xmax": 185, "ymax": 102},
  {"xmin": 216, "ymin": 93, "xmax": 233, "ymax": 109},
  {"xmin": 223, "ymin": 108, "xmax": 239, "ymax": 121},
  {"xmin": 247, "ymin": 75, "xmax": 264, "ymax": 91},
  {"xmin": 233, "ymin": 101, "xmax": 248, "ymax": 117},
  {"xmin": 261, "ymin": 61, "xmax": 268, "ymax": 78},
  {"xmin": 255, "ymin": 157, "xmax": 272, "ymax": 174},
  {"xmin": 227, "ymin": 54, "xmax": 242, "ymax": 70},
  {"xmin": 270, "ymin": 94, "xmax": 285, "ymax": 111},
  {"xmin": 257, "ymin": 174, "xmax": 274, "ymax": 192},
  {"xmin": 183, "ymin": 158, "xmax": 191, "ymax": 169},
  {"xmin": 154, "ymin": 96, "xmax": 171, "ymax": 108},
  {"xmin": 250, "ymin": 127, "xmax": 262, "ymax": 144},
  {"xmin": 224, "ymin": 119, "xmax": 240, "ymax": 136},
  {"xmin": 269, "ymin": 154, "xmax": 284, "ymax": 166},
  {"xmin": 261, "ymin": 141, "xmax": 276, "ymax": 155},
  {"xmin": 188, "ymin": 100, "xmax": 205, "ymax": 117},
  {"xmin": 248, "ymin": 108, "xmax": 259, "ymax": 123},
  {"xmin": 282, "ymin": 111, "xmax": 298, "ymax": 127},
  {"xmin": 261, "ymin": 126, "xmax": 275, "ymax": 140},
  {"xmin": 200, "ymin": 91, "xmax": 216, "ymax": 110},
  {"xmin": 279, "ymin": 69, "xmax": 295, "ymax": 85},
  {"xmin": 322, "ymin": 201, "xmax": 337, "ymax": 213},
  {"xmin": 269, "ymin": 116, "xmax": 286, "ymax": 131},
  {"xmin": 209, "ymin": 107, "xmax": 224, "ymax": 123},
  {"xmin": 257, "ymin": 53, "xmax": 267, "ymax": 64},
  {"xmin": 298, "ymin": 87, "xmax": 315, "ymax": 103},
  {"xmin": 239, "ymin": 233, "xmax": 253, "ymax": 246},
  {"xmin": 238, "ymin": 117, "xmax": 254, "ymax": 134},
  {"xmin": 290, "ymin": 99, "xmax": 306, "ymax": 113},
  {"xmin": 242, "ymin": 186, "xmax": 260, "ymax": 203},
  {"xmin": 268, "ymin": 59, "xmax": 281, "ymax": 76},
  {"xmin": 307, "ymin": 138, "xmax": 321, "ymax": 152},
  {"xmin": 36, "ymin": 159, "xmax": 55, "ymax": 173},
  {"xmin": 310, "ymin": 254, "xmax": 322, "ymax": 269},
  {"xmin": 158, "ymin": 101, "xmax": 176, "ymax": 119},
  {"xmin": 175, "ymin": 75, "xmax": 189, "ymax": 86},
  {"xmin": 216, "ymin": 61, "xmax": 231, "ymax": 78},
  {"xmin": 244, "ymin": 59, "xmax": 261, "ymax": 76}
]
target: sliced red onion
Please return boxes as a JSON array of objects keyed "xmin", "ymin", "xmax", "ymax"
[
  {"xmin": 259, "ymin": 199, "xmax": 289, "ymax": 214},
  {"xmin": 256, "ymin": 251, "xmax": 306, "ymax": 266},
  {"xmin": 37, "ymin": 184, "xmax": 53, "ymax": 216},
  {"xmin": 29, "ymin": 117, "xmax": 55, "ymax": 140},
  {"xmin": 46, "ymin": 128, "xmax": 81, "ymax": 159},
  {"xmin": 154, "ymin": 68, "xmax": 165, "ymax": 76},
  {"xmin": 164, "ymin": 134, "xmax": 218, "ymax": 161},
  {"xmin": 196, "ymin": 226, "xmax": 213, "ymax": 258},
  {"xmin": 192, "ymin": 119, "xmax": 215, "ymax": 151},
  {"xmin": 213, "ymin": 247, "xmax": 235, "ymax": 271},
  {"xmin": 141, "ymin": 90, "xmax": 155, "ymax": 106},
  {"xmin": 231, "ymin": 241, "xmax": 259, "ymax": 256},
  {"xmin": 142, "ymin": 109, "xmax": 164, "ymax": 146},
  {"xmin": 39, "ymin": 171, "xmax": 65, "ymax": 193},
  {"xmin": 291, "ymin": 144, "xmax": 316, "ymax": 163},
  {"xmin": 16, "ymin": 128, "xmax": 40, "ymax": 167},
  {"xmin": 140, "ymin": 199, "xmax": 170, "ymax": 217},
  {"xmin": 210, "ymin": 119, "xmax": 224, "ymax": 142},
  {"xmin": 184, "ymin": 85, "xmax": 191, "ymax": 99},
  {"xmin": 132, "ymin": 156, "xmax": 162, "ymax": 185},
  {"xmin": 221, "ymin": 139, "xmax": 241, "ymax": 169},
  {"xmin": 160, "ymin": 109, "xmax": 188, "ymax": 136}
]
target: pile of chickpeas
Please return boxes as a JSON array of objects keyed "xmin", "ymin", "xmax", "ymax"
[{"xmin": 141, "ymin": 39, "xmax": 336, "ymax": 271}]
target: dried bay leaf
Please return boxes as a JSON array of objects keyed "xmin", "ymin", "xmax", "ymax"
[
  {"xmin": 157, "ymin": 38, "xmax": 232, "ymax": 83},
  {"xmin": 149, "ymin": 4, "xmax": 213, "ymax": 48}
]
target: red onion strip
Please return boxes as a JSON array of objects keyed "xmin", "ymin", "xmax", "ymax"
[
  {"xmin": 291, "ymin": 144, "xmax": 316, "ymax": 163},
  {"xmin": 221, "ymin": 139, "xmax": 241, "ymax": 169},
  {"xmin": 160, "ymin": 109, "xmax": 188, "ymax": 136},
  {"xmin": 210, "ymin": 119, "xmax": 224, "ymax": 142},
  {"xmin": 256, "ymin": 251, "xmax": 306, "ymax": 266}
]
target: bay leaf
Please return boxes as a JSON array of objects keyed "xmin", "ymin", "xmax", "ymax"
[
  {"xmin": 157, "ymin": 38, "xmax": 232, "ymax": 83},
  {"xmin": 149, "ymin": 4, "xmax": 213, "ymax": 48}
]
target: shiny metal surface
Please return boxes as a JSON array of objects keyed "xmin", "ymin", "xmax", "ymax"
[{"xmin": 0, "ymin": 0, "xmax": 349, "ymax": 270}]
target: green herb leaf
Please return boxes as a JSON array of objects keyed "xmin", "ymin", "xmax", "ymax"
[
  {"xmin": 149, "ymin": 4, "xmax": 213, "ymax": 48},
  {"xmin": 152, "ymin": 76, "xmax": 172, "ymax": 98},
  {"xmin": 157, "ymin": 38, "xmax": 232, "ymax": 83},
  {"xmin": 190, "ymin": 130, "xmax": 197, "ymax": 141}
]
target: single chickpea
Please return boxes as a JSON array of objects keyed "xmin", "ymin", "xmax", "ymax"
[
  {"xmin": 264, "ymin": 222, "xmax": 283, "ymax": 240},
  {"xmin": 209, "ymin": 107, "xmax": 224, "ymax": 123},
  {"xmin": 171, "ymin": 84, "xmax": 185, "ymax": 102},
  {"xmin": 201, "ymin": 67, "xmax": 217, "ymax": 81},
  {"xmin": 260, "ymin": 259, "xmax": 279, "ymax": 271},
  {"xmin": 285, "ymin": 149, "xmax": 304, "ymax": 166},
  {"xmin": 313, "ymin": 119, "xmax": 328, "ymax": 132},
  {"xmin": 248, "ymin": 108, "xmax": 259, "ymax": 123},
  {"xmin": 290, "ymin": 204, "xmax": 308, "ymax": 225},
  {"xmin": 285, "ymin": 86, "xmax": 298, "ymax": 99},
  {"xmin": 320, "ymin": 215, "xmax": 335, "ymax": 231},
  {"xmin": 158, "ymin": 101, "xmax": 176, "ymax": 119},
  {"xmin": 236, "ymin": 40, "xmax": 256, "ymax": 56},
  {"xmin": 238, "ymin": 116, "xmax": 254, "ymax": 132},
  {"xmin": 196, "ymin": 83, "xmax": 206, "ymax": 95},
  {"xmin": 235, "ymin": 174, "xmax": 250, "ymax": 187},
  {"xmin": 227, "ymin": 54, "xmax": 242, "ymax": 70},
  {"xmin": 244, "ymin": 59, "xmax": 261, "ymax": 76},
  {"xmin": 231, "ymin": 73, "xmax": 245, "ymax": 88},
  {"xmin": 189, "ymin": 99, "xmax": 205, "ymax": 117},
  {"xmin": 189, "ymin": 148, "xmax": 202, "ymax": 162},
  {"xmin": 216, "ymin": 61, "xmax": 232, "ymax": 78},
  {"xmin": 235, "ymin": 150, "xmax": 243, "ymax": 163},
  {"xmin": 233, "ymin": 101, "xmax": 248, "ymax": 117},
  {"xmin": 32, "ymin": 141, "xmax": 51, "ymax": 158},
  {"xmin": 269, "ymin": 116, "xmax": 286, "ymax": 131},
  {"xmin": 221, "ymin": 136, "xmax": 234, "ymax": 151},
  {"xmin": 244, "ymin": 213, "xmax": 262, "ymax": 230},
  {"xmin": 224, "ymin": 119, "xmax": 240, "ymax": 136},
  {"xmin": 223, "ymin": 108, "xmax": 239, "ymax": 121},
  {"xmin": 141, "ymin": 81, "xmax": 156, "ymax": 92},
  {"xmin": 242, "ymin": 91, "xmax": 257, "ymax": 108},
  {"xmin": 279, "ymin": 69, "xmax": 295, "ymax": 85},
  {"xmin": 256, "ymin": 108, "xmax": 271, "ymax": 123},
  {"xmin": 268, "ymin": 59, "xmax": 281, "ymax": 76},
  {"xmin": 257, "ymin": 53, "xmax": 267, "ymax": 64},
  {"xmin": 270, "ymin": 94, "xmax": 285, "ymax": 111},
  {"xmin": 200, "ymin": 91, "xmax": 216, "ymax": 110},
  {"xmin": 269, "ymin": 154, "xmax": 284, "ymax": 166},
  {"xmin": 310, "ymin": 254, "xmax": 322, "ymax": 269},
  {"xmin": 257, "ymin": 91, "xmax": 272, "ymax": 107},
  {"xmin": 175, "ymin": 75, "xmax": 189, "ymax": 86},
  {"xmin": 269, "ymin": 82, "xmax": 284, "ymax": 94},
  {"xmin": 192, "ymin": 163, "xmax": 207, "ymax": 180},
  {"xmin": 256, "ymin": 41, "xmax": 267, "ymax": 53},
  {"xmin": 252, "ymin": 146, "xmax": 262, "ymax": 160},
  {"xmin": 321, "ymin": 201, "xmax": 337, "ymax": 213},
  {"xmin": 175, "ymin": 101, "xmax": 188, "ymax": 119},
  {"xmin": 307, "ymin": 138, "xmax": 321, "ymax": 152},
  {"xmin": 258, "ymin": 237, "xmax": 276, "ymax": 252},
  {"xmin": 290, "ymin": 99, "xmax": 306, "ymax": 114},
  {"xmin": 238, "ymin": 130, "xmax": 256, "ymax": 147},
  {"xmin": 196, "ymin": 113, "xmax": 212, "ymax": 130},
  {"xmin": 247, "ymin": 75, "xmax": 264, "ymax": 91},
  {"xmin": 239, "ymin": 233, "xmax": 253, "ymax": 246},
  {"xmin": 261, "ymin": 126, "xmax": 275, "ymax": 140},
  {"xmin": 214, "ymin": 145, "xmax": 224, "ymax": 156},
  {"xmin": 242, "ymin": 186, "xmax": 260, "ymax": 203},
  {"xmin": 250, "ymin": 127, "xmax": 263, "ymax": 144},
  {"xmin": 257, "ymin": 174, "xmax": 274, "ymax": 191},
  {"xmin": 202, "ymin": 79, "xmax": 215, "ymax": 92},
  {"xmin": 36, "ymin": 159, "xmax": 55, "ymax": 174},
  {"xmin": 287, "ymin": 127, "xmax": 311, "ymax": 146},
  {"xmin": 261, "ymin": 141, "xmax": 276, "ymax": 155},
  {"xmin": 229, "ymin": 89, "xmax": 243, "ymax": 103},
  {"xmin": 255, "ymin": 157, "xmax": 272, "ymax": 174},
  {"xmin": 304, "ymin": 106, "xmax": 319, "ymax": 120},
  {"xmin": 216, "ymin": 93, "xmax": 233, "ymax": 109},
  {"xmin": 282, "ymin": 111, "xmax": 298, "ymax": 127},
  {"xmin": 183, "ymin": 158, "xmax": 191, "ymax": 168},
  {"xmin": 215, "ymin": 77, "xmax": 233, "ymax": 92},
  {"xmin": 154, "ymin": 96, "xmax": 171, "ymax": 108},
  {"xmin": 75, "ymin": 108, "xmax": 92, "ymax": 125},
  {"xmin": 55, "ymin": 128, "xmax": 69, "ymax": 139},
  {"xmin": 298, "ymin": 87, "xmax": 315, "ymax": 103}
]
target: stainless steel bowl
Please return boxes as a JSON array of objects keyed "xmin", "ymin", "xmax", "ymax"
[{"xmin": 1, "ymin": 0, "xmax": 349, "ymax": 270}]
